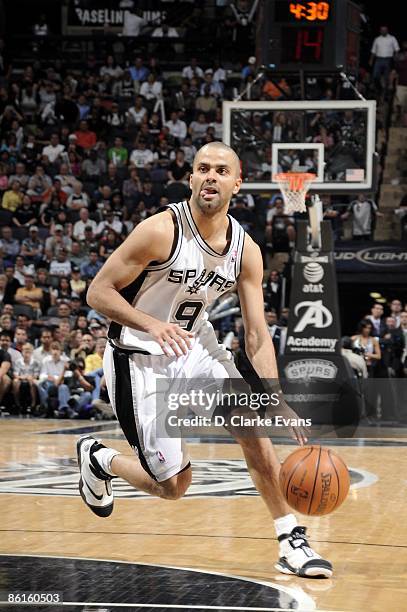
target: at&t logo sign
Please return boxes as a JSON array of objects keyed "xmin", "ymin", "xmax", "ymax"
[{"xmin": 302, "ymin": 262, "xmax": 324, "ymax": 293}]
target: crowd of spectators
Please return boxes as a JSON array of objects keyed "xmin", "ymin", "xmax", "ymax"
[{"xmin": 0, "ymin": 10, "xmax": 406, "ymax": 418}]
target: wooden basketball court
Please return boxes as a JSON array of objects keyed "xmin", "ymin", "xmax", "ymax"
[{"xmin": 0, "ymin": 418, "xmax": 406, "ymax": 611}]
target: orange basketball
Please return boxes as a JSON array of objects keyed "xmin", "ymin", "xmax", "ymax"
[{"xmin": 279, "ymin": 445, "xmax": 350, "ymax": 516}]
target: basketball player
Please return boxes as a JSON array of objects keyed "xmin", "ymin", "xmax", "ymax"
[{"xmin": 77, "ymin": 142, "xmax": 332, "ymax": 578}]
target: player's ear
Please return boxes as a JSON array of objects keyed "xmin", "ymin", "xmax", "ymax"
[{"xmin": 232, "ymin": 178, "xmax": 242, "ymax": 195}]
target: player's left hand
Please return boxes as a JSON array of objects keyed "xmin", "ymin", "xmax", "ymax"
[{"xmin": 266, "ymin": 396, "xmax": 310, "ymax": 446}]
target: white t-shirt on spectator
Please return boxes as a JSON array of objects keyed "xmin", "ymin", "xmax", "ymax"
[
  {"xmin": 139, "ymin": 80, "xmax": 163, "ymax": 100},
  {"xmin": 165, "ymin": 119, "xmax": 187, "ymax": 141},
  {"xmin": 73, "ymin": 219, "xmax": 98, "ymax": 240},
  {"xmin": 42, "ymin": 144, "xmax": 65, "ymax": 163},
  {"xmin": 189, "ymin": 120, "xmax": 209, "ymax": 141},
  {"xmin": 213, "ymin": 67, "xmax": 227, "ymax": 82},
  {"xmin": 127, "ymin": 106, "xmax": 147, "ymax": 125},
  {"xmin": 182, "ymin": 65, "xmax": 204, "ymax": 80},
  {"xmin": 122, "ymin": 12, "xmax": 146, "ymax": 37},
  {"xmin": 152, "ymin": 27, "xmax": 179, "ymax": 37},
  {"xmin": 49, "ymin": 260, "xmax": 72, "ymax": 276},
  {"xmin": 349, "ymin": 199, "xmax": 377, "ymax": 235},
  {"xmin": 130, "ymin": 148, "xmax": 154, "ymax": 168},
  {"xmin": 371, "ymin": 34, "xmax": 400, "ymax": 58}
]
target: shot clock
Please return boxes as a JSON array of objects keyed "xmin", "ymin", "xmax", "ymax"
[{"xmin": 259, "ymin": 0, "xmax": 361, "ymax": 73}]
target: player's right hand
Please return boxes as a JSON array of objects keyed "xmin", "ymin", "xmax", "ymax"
[{"xmin": 147, "ymin": 321, "xmax": 194, "ymax": 357}]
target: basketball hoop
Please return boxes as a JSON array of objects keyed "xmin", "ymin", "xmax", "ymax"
[{"xmin": 274, "ymin": 172, "xmax": 316, "ymax": 214}]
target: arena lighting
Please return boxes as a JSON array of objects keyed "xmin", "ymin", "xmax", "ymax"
[
  {"xmin": 369, "ymin": 292, "xmax": 382, "ymax": 299},
  {"xmin": 376, "ymin": 298, "xmax": 387, "ymax": 304}
]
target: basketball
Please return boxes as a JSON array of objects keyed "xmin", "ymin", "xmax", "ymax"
[{"xmin": 279, "ymin": 446, "xmax": 350, "ymax": 516}]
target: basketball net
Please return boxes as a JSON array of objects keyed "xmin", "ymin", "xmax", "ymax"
[
  {"xmin": 274, "ymin": 172, "xmax": 322, "ymax": 249},
  {"xmin": 274, "ymin": 172, "xmax": 316, "ymax": 214}
]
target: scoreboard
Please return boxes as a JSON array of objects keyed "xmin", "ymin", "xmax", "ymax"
[{"xmin": 259, "ymin": 0, "xmax": 361, "ymax": 73}]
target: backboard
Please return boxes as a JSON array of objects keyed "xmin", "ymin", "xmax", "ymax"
[{"xmin": 222, "ymin": 100, "xmax": 377, "ymax": 193}]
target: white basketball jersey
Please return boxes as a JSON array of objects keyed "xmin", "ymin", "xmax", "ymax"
[{"xmin": 108, "ymin": 200, "xmax": 246, "ymax": 354}]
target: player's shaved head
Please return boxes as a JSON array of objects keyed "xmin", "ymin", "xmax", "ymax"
[{"xmin": 194, "ymin": 142, "xmax": 241, "ymax": 178}]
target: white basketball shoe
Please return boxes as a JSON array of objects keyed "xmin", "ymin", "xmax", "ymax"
[
  {"xmin": 77, "ymin": 435, "xmax": 115, "ymax": 518},
  {"xmin": 275, "ymin": 526, "xmax": 333, "ymax": 578}
]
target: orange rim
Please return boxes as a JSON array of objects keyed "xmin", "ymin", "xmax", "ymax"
[{"xmin": 274, "ymin": 172, "xmax": 316, "ymax": 191}]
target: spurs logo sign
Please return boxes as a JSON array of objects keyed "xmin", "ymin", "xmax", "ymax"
[{"xmin": 293, "ymin": 300, "xmax": 333, "ymax": 332}]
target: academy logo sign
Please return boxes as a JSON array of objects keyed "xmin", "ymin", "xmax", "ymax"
[
  {"xmin": 0, "ymin": 457, "xmax": 376, "ymax": 497},
  {"xmin": 293, "ymin": 301, "xmax": 333, "ymax": 332}
]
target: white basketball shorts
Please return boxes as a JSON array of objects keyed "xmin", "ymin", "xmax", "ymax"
[{"xmin": 103, "ymin": 320, "xmax": 242, "ymax": 482}]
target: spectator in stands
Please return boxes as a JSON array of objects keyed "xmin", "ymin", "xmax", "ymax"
[
  {"xmin": 0, "ymin": 226, "xmax": 20, "ymax": 261},
  {"xmin": 266, "ymin": 197, "xmax": 296, "ymax": 251},
  {"xmin": 1, "ymin": 180, "xmax": 23, "ymax": 212},
  {"xmin": 45, "ymin": 225, "xmax": 72, "ymax": 256},
  {"xmin": 189, "ymin": 113, "xmax": 209, "ymax": 144},
  {"xmin": 66, "ymin": 182, "xmax": 90, "ymax": 216},
  {"xmin": 168, "ymin": 149, "xmax": 191, "ymax": 184},
  {"xmin": 265, "ymin": 309, "xmax": 286, "ymax": 355},
  {"xmin": 152, "ymin": 21, "xmax": 179, "ymax": 39},
  {"xmin": 14, "ymin": 272, "xmax": 43, "ymax": 314},
  {"xmin": 8, "ymin": 162, "xmax": 29, "ymax": 190},
  {"xmin": 264, "ymin": 270, "xmax": 282, "ymax": 314},
  {"xmin": 70, "ymin": 265, "xmax": 86, "ymax": 297},
  {"xmin": 73, "ymin": 208, "xmax": 97, "ymax": 241},
  {"xmin": 12, "ymin": 342, "xmax": 40, "ymax": 413},
  {"xmin": 108, "ymin": 137, "xmax": 128, "ymax": 168},
  {"xmin": 122, "ymin": 8, "xmax": 147, "ymax": 38},
  {"xmin": 85, "ymin": 336, "xmax": 106, "ymax": 383},
  {"xmin": 229, "ymin": 197, "xmax": 255, "ymax": 234},
  {"xmin": 366, "ymin": 302, "xmax": 387, "ymax": 337},
  {"xmin": 129, "ymin": 138, "xmax": 154, "ymax": 171},
  {"xmin": 129, "ymin": 57, "xmax": 149, "ymax": 85},
  {"xmin": 27, "ymin": 165, "xmax": 52, "ymax": 200},
  {"xmin": 140, "ymin": 73, "xmax": 163, "ymax": 107},
  {"xmin": 381, "ymin": 317, "xmax": 404, "ymax": 377},
  {"xmin": 32, "ymin": 328, "xmax": 53, "ymax": 365},
  {"xmin": 195, "ymin": 87, "xmax": 218, "ymax": 118},
  {"xmin": 74, "ymin": 120, "xmax": 97, "ymax": 151},
  {"xmin": 122, "ymin": 167, "xmax": 142, "ymax": 206},
  {"xmin": 200, "ymin": 69, "xmax": 223, "ymax": 98},
  {"xmin": 0, "ymin": 274, "xmax": 7, "ymax": 308},
  {"xmin": 13, "ymin": 326, "xmax": 28, "ymax": 352},
  {"xmin": 182, "ymin": 58, "xmax": 204, "ymax": 81},
  {"xmin": 3, "ymin": 264, "xmax": 21, "ymax": 302},
  {"xmin": 352, "ymin": 319, "xmax": 381, "ymax": 377},
  {"xmin": 20, "ymin": 226, "xmax": 43, "ymax": 264},
  {"xmin": 11, "ymin": 194, "xmax": 36, "ymax": 229},
  {"xmin": 38, "ymin": 340, "xmax": 70, "ymax": 416},
  {"xmin": 341, "ymin": 336, "xmax": 368, "ymax": 378},
  {"xmin": 0, "ymin": 330, "xmax": 20, "ymax": 369},
  {"xmin": 96, "ymin": 208, "xmax": 124, "ymax": 238},
  {"xmin": 341, "ymin": 194, "xmax": 383, "ymax": 241},
  {"xmin": 241, "ymin": 56, "xmax": 257, "ymax": 80},
  {"xmin": 42, "ymin": 133, "xmax": 65, "ymax": 165},
  {"xmin": 49, "ymin": 247, "xmax": 72, "ymax": 277},
  {"xmin": 0, "ymin": 338, "xmax": 11, "ymax": 407},
  {"xmin": 165, "ymin": 111, "xmax": 187, "ymax": 143},
  {"xmin": 127, "ymin": 96, "xmax": 148, "ymax": 128},
  {"xmin": 370, "ymin": 26, "xmax": 400, "ymax": 92},
  {"xmin": 390, "ymin": 299, "xmax": 402, "ymax": 327},
  {"xmin": 80, "ymin": 249, "xmax": 103, "ymax": 280},
  {"xmin": 394, "ymin": 41, "xmax": 407, "ymax": 121}
]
